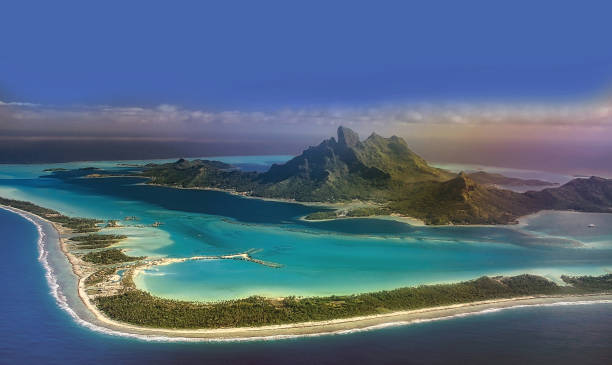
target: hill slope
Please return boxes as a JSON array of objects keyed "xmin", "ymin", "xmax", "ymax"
[
  {"xmin": 389, "ymin": 173, "xmax": 538, "ymax": 224},
  {"xmin": 253, "ymin": 126, "xmax": 452, "ymax": 201},
  {"xmin": 467, "ymin": 171, "xmax": 557, "ymax": 187}
]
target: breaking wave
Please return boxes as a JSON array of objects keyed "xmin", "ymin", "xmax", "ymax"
[{"xmin": 3, "ymin": 206, "xmax": 612, "ymax": 343}]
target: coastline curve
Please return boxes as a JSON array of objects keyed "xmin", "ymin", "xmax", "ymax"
[{"xmin": 3, "ymin": 205, "xmax": 612, "ymax": 342}]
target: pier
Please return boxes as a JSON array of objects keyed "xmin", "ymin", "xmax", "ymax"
[{"xmin": 143, "ymin": 249, "xmax": 283, "ymax": 270}]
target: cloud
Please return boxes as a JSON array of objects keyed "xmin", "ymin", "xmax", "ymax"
[
  {"xmin": 1, "ymin": 98, "xmax": 612, "ymax": 140},
  {"xmin": 0, "ymin": 100, "xmax": 39, "ymax": 107}
]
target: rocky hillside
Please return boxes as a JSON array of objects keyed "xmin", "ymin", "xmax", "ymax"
[{"xmin": 254, "ymin": 126, "xmax": 452, "ymax": 201}]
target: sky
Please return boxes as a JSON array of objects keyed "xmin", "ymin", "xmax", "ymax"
[{"xmin": 1, "ymin": 1, "xmax": 612, "ymax": 174}]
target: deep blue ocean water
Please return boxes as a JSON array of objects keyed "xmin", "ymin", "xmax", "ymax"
[{"xmin": 2, "ymin": 199, "xmax": 612, "ymax": 364}]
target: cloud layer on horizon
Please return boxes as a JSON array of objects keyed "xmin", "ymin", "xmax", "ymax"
[{"xmin": 2, "ymin": 98, "xmax": 612, "ymax": 142}]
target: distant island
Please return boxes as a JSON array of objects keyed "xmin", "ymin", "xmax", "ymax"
[
  {"xmin": 141, "ymin": 126, "xmax": 612, "ymax": 225},
  {"xmin": 466, "ymin": 171, "xmax": 557, "ymax": 187}
]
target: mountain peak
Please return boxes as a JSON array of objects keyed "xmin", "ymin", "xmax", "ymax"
[
  {"xmin": 337, "ymin": 126, "xmax": 360, "ymax": 147},
  {"xmin": 451, "ymin": 171, "xmax": 476, "ymax": 189}
]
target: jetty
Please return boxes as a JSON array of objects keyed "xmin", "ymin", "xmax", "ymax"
[
  {"xmin": 220, "ymin": 249, "xmax": 283, "ymax": 268},
  {"xmin": 142, "ymin": 249, "xmax": 283, "ymax": 270}
]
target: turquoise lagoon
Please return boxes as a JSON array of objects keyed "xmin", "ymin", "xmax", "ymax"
[{"xmin": 0, "ymin": 156, "xmax": 611, "ymax": 302}]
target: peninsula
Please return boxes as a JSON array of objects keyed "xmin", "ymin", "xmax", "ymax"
[{"xmin": 1, "ymin": 196, "xmax": 612, "ymax": 339}]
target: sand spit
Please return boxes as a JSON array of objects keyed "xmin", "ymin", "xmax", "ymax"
[{"xmin": 2, "ymin": 204, "xmax": 611, "ymax": 342}]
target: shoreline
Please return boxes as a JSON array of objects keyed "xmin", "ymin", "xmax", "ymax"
[
  {"xmin": 69, "ymin": 290, "xmax": 612, "ymax": 340},
  {"xmin": 2, "ymin": 204, "xmax": 612, "ymax": 341},
  {"xmin": 144, "ymin": 182, "xmax": 559, "ymax": 228},
  {"xmin": 299, "ymin": 213, "xmax": 426, "ymax": 226},
  {"xmin": 94, "ymin": 176, "xmax": 612, "ymax": 229},
  {"xmin": 143, "ymin": 182, "xmax": 333, "ymax": 208}
]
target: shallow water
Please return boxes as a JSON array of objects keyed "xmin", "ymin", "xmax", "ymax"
[
  {"xmin": 1, "ymin": 208, "xmax": 612, "ymax": 364},
  {"xmin": 0, "ymin": 158, "xmax": 611, "ymax": 302}
]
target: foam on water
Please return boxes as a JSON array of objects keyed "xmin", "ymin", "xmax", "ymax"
[
  {"xmin": 5, "ymin": 206, "xmax": 611, "ymax": 344},
  {"xmin": 3, "ymin": 160, "xmax": 612, "ymax": 302}
]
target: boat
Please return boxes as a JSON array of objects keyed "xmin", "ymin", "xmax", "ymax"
[{"xmin": 587, "ymin": 224, "xmax": 596, "ymax": 228}]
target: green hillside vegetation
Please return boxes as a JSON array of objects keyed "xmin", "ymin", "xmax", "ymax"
[
  {"xmin": 304, "ymin": 211, "xmax": 338, "ymax": 220},
  {"xmin": 525, "ymin": 176, "xmax": 612, "ymax": 212},
  {"xmin": 561, "ymin": 273, "xmax": 612, "ymax": 291},
  {"xmin": 95, "ymin": 274, "xmax": 612, "ymax": 329},
  {"xmin": 69, "ymin": 234, "xmax": 127, "ymax": 249},
  {"xmin": 387, "ymin": 173, "xmax": 538, "ymax": 224},
  {"xmin": 138, "ymin": 127, "xmax": 612, "ymax": 225},
  {"xmin": 142, "ymin": 127, "xmax": 453, "ymax": 203},
  {"xmin": 142, "ymin": 158, "xmax": 259, "ymax": 192}
]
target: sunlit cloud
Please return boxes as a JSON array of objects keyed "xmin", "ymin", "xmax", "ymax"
[
  {"xmin": 2, "ymin": 99, "xmax": 612, "ymax": 176},
  {"xmin": 2, "ymin": 98, "xmax": 612, "ymax": 140}
]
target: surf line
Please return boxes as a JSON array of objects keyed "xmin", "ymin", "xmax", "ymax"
[{"xmin": 4, "ymin": 206, "xmax": 612, "ymax": 343}]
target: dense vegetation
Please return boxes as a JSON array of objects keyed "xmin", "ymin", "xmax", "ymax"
[
  {"xmin": 562, "ymin": 274, "xmax": 612, "ymax": 291},
  {"xmin": 0, "ymin": 196, "xmax": 102, "ymax": 232},
  {"xmin": 82, "ymin": 248, "xmax": 143, "ymax": 264},
  {"xmin": 387, "ymin": 173, "xmax": 539, "ymax": 225},
  {"xmin": 95, "ymin": 274, "xmax": 611, "ymax": 329},
  {"xmin": 139, "ymin": 127, "xmax": 612, "ymax": 225},
  {"xmin": 141, "ymin": 127, "xmax": 451, "ymax": 203},
  {"xmin": 142, "ymin": 159, "xmax": 260, "ymax": 192},
  {"xmin": 304, "ymin": 211, "xmax": 338, "ymax": 220},
  {"xmin": 3, "ymin": 195, "xmax": 610, "ymax": 330},
  {"xmin": 345, "ymin": 206, "xmax": 391, "ymax": 217},
  {"xmin": 69, "ymin": 234, "xmax": 127, "ymax": 249}
]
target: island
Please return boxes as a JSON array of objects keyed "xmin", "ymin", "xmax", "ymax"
[
  {"xmin": 2, "ymin": 196, "xmax": 612, "ymax": 334},
  {"xmin": 141, "ymin": 126, "xmax": 612, "ymax": 225},
  {"xmin": 2, "ymin": 124, "xmax": 612, "ymax": 339}
]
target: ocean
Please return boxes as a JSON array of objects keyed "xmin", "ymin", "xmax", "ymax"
[{"xmin": 0, "ymin": 157, "xmax": 611, "ymax": 364}]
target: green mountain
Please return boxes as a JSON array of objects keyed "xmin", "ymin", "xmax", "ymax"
[
  {"xmin": 144, "ymin": 127, "xmax": 453, "ymax": 201},
  {"xmin": 526, "ymin": 176, "xmax": 612, "ymax": 212},
  {"xmin": 388, "ymin": 173, "xmax": 537, "ymax": 224},
  {"xmin": 141, "ymin": 127, "xmax": 612, "ymax": 225},
  {"xmin": 388, "ymin": 173, "xmax": 612, "ymax": 225},
  {"xmin": 142, "ymin": 158, "xmax": 259, "ymax": 192},
  {"xmin": 254, "ymin": 126, "xmax": 452, "ymax": 201}
]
